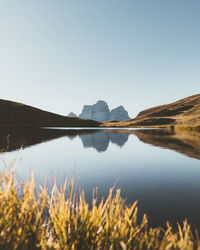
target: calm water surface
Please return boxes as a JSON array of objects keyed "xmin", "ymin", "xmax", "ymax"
[{"xmin": 1, "ymin": 128, "xmax": 200, "ymax": 229}]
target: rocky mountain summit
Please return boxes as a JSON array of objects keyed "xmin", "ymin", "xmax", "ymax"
[
  {"xmin": 68, "ymin": 100, "xmax": 130, "ymax": 122},
  {"xmin": 68, "ymin": 112, "xmax": 77, "ymax": 118},
  {"xmin": 110, "ymin": 105, "xmax": 130, "ymax": 121}
]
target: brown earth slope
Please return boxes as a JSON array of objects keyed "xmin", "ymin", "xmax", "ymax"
[
  {"xmin": 103, "ymin": 94, "xmax": 200, "ymax": 127},
  {"xmin": 0, "ymin": 99, "xmax": 100, "ymax": 127}
]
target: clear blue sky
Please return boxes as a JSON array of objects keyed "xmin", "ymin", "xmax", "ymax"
[{"xmin": 0, "ymin": 0, "xmax": 199, "ymax": 118}]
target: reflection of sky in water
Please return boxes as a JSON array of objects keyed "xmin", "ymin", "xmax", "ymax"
[{"xmin": 1, "ymin": 130, "xmax": 200, "ymax": 229}]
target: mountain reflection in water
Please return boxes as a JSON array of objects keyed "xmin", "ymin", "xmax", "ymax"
[
  {"xmin": 80, "ymin": 129, "xmax": 200, "ymax": 159},
  {"xmin": 132, "ymin": 129, "xmax": 200, "ymax": 160},
  {"xmin": 0, "ymin": 128, "xmax": 199, "ymax": 160},
  {"xmin": 1, "ymin": 127, "xmax": 200, "ymax": 229},
  {"xmin": 0, "ymin": 128, "xmax": 129, "ymax": 153},
  {"xmin": 79, "ymin": 132, "xmax": 129, "ymax": 152},
  {"xmin": 0, "ymin": 128, "xmax": 97, "ymax": 152}
]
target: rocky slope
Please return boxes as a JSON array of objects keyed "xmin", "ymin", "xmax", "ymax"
[
  {"xmin": 79, "ymin": 101, "xmax": 110, "ymax": 122},
  {"xmin": 69, "ymin": 100, "xmax": 130, "ymax": 122},
  {"xmin": 0, "ymin": 99, "xmax": 100, "ymax": 127},
  {"xmin": 103, "ymin": 94, "xmax": 200, "ymax": 127},
  {"xmin": 110, "ymin": 105, "xmax": 130, "ymax": 121}
]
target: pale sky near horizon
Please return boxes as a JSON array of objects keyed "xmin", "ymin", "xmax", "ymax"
[{"xmin": 0, "ymin": 0, "xmax": 199, "ymax": 118}]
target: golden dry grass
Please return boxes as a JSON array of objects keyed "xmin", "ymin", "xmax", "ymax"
[
  {"xmin": 102, "ymin": 94, "xmax": 200, "ymax": 128},
  {"xmin": 0, "ymin": 167, "xmax": 199, "ymax": 249}
]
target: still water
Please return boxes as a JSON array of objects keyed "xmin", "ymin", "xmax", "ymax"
[{"xmin": 1, "ymin": 128, "xmax": 200, "ymax": 229}]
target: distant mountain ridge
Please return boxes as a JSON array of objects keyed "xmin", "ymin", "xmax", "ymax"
[
  {"xmin": 1, "ymin": 94, "xmax": 199, "ymax": 128},
  {"xmin": 68, "ymin": 100, "xmax": 130, "ymax": 122},
  {"xmin": 0, "ymin": 99, "xmax": 100, "ymax": 127}
]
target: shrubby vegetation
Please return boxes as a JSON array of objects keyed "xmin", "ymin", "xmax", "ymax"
[{"xmin": 0, "ymin": 167, "xmax": 199, "ymax": 249}]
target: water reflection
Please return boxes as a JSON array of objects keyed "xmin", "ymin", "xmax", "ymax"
[
  {"xmin": 1, "ymin": 127, "xmax": 200, "ymax": 229},
  {"xmin": 79, "ymin": 128, "xmax": 200, "ymax": 159},
  {"xmin": 132, "ymin": 129, "xmax": 200, "ymax": 160},
  {"xmin": 0, "ymin": 128, "xmax": 97, "ymax": 152},
  {"xmin": 0, "ymin": 127, "xmax": 200, "ymax": 160},
  {"xmin": 79, "ymin": 131, "xmax": 129, "ymax": 152},
  {"xmin": 0, "ymin": 128, "xmax": 130, "ymax": 153}
]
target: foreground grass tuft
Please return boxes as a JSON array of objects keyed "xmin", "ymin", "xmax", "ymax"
[{"xmin": 0, "ymin": 168, "xmax": 199, "ymax": 249}]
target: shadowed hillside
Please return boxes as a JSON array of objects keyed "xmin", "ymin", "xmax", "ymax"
[
  {"xmin": 0, "ymin": 99, "xmax": 100, "ymax": 127},
  {"xmin": 103, "ymin": 94, "xmax": 200, "ymax": 127}
]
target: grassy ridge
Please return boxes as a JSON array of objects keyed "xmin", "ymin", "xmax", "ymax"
[
  {"xmin": 0, "ymin": 99, "xmax": 100, "ymax": 127},
  {"xmin": 102, "ymin": 94, "xmax": 200, "ymax": 128},
  {"xmin": 0, "ymin": 168, "xmax": 198, "ymax": 249}
]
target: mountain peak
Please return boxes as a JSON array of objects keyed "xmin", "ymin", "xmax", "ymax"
[
  {"xmin": 96, "ymin": 100, "xmax": 108, "ymax": 105},
  {"xmin": 70, "ymin": 101, "xmax": 130, "ymax": 122}
]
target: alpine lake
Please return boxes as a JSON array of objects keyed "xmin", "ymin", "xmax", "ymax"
[{"xmin": 1, "ymin": 127, "xmax": 200, "ymax": 229}]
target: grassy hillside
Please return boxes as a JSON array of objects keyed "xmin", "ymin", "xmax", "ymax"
[
  {"xmin": 0, "ymin": 99, "xmax": 100, "ymax": 127},
  {"xmin": 103, "ymin": 94, "xmax": 200, "ymax": 127}
]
